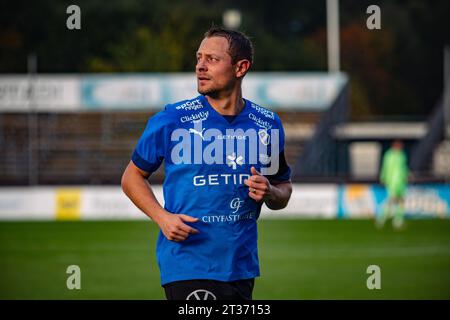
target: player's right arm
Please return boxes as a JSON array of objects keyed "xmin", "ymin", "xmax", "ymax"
[{"xmin": 121, "ymin": 161, "xmax": 199, "ymax": 242}]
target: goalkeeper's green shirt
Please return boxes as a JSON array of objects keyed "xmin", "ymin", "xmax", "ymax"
[{"xmin": 380, "ymin": 148, "xmax": 409, "ymax": 197}]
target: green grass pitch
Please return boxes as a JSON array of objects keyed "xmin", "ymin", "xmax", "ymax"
[{"xmin": 1, "ymin": 219, "xmax": 449, "ymax": 299}]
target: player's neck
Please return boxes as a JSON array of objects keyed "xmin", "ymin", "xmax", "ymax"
[{"xmin": 205, "ymin": 88, "xmax": 244, "ymax": 116}]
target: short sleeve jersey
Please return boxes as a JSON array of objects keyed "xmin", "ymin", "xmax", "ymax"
[{"xmin": 132, "ymin": 94, "xmax": 291, "ymax": 285}]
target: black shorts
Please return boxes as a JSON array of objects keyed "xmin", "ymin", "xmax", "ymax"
[{"xmin": 163, "ymin": 278, "xmax": 255, "ymax": 300}]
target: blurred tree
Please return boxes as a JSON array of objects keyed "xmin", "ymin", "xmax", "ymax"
[
  {"xmin": 0, "ymin": 0, "xmax": 449, "ymax": 118},
  {"xmin": 86, "ymin": 2, "xmax": 214, "ymax": 72},
  {"xmin": 88, "ymin": 27, "xmax": 185, "ymax": 72}
]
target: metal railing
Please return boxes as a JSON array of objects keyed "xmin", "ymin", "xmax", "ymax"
[
  {"xmin": 292, "ymin": 82, "xmax": 349, "ymax": 180},
  {"xmin": 410, "ymin": 97, "xmax": 444, "ymax": 175}
]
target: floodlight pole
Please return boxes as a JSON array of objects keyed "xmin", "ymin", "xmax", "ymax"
[
  {"xmin": 27, "ymin": 53, "xmax": 38, "ymax": 186},
  {"xmin": 327, "ymin": 0, "xmax": 340, "ymax": 73},
  {"xmin": 444, "ymin": 46, "xmax": 450, "ymax": 139}
]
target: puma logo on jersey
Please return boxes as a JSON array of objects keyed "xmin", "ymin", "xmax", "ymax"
[{"xmin": 189, "ymin": 128, "xmax": 206, "ymax": 140}]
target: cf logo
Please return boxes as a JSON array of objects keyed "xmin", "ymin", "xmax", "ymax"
[
  {"xmin": 230, "ymin": 197, "xmax": 244, "ymax": 213},
  {"xmin": 186, "ymin": 289, "xmax": 217, "ymax": 300}
]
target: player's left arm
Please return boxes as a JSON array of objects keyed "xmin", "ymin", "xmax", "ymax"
[{"xmin": 244, "ymin": 167, "xmax": 292, "ymax": 210}]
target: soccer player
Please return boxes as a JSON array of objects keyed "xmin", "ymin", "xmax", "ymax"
[
  {"xmin": 377, "ymin": 140, "xmax": 409, "ymax": 230},
  {"xmin": 121, "ymin": 26, "xmax": 292, "ymax": 300}
]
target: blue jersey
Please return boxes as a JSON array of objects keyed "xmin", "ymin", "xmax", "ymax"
[{"xmin": 132, "ymin": 94, "xmax": 291, "ymax": 285}]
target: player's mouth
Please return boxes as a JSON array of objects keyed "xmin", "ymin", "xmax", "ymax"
[{"xmin": 197, "ymin": 76, "xmax": 211, "ymax": 83}]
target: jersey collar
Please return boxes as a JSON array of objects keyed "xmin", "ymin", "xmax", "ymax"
[{"xmin": 199, "ymin": 94, "xmax": 250, "ymax": 126}]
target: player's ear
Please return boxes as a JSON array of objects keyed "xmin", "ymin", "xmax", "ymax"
[{"xmin": 235, "ymin": 59, "xmax": 251, "ymax": 78}]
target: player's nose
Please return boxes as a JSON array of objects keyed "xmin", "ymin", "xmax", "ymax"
[{"xmin": 196, "ymin": 59, "xmax": 207, "ymax": 72}]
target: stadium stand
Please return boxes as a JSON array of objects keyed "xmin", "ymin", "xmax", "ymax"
[
  {"xmin": 1, "ymin": 73, "xmax": 446, "ymax": 186},
  {"xmin": 0, "ymin": 109, "xmax": 323, "ymax": 185}
]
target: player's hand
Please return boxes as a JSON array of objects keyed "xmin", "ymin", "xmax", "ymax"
[
  {"xmin": 157, "ymin": 212, "xmax": 199, "ymax": 242},
  {"xmin": 244, "ymin": 166, "xmax": 273, "ymax": 202}
]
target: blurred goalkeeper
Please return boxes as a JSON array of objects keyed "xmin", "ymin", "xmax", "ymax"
[{"xmin": 377, "ymin": 140, "xmax": 409, "ymax": 229}]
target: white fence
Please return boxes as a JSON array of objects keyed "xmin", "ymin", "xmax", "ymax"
[
  {"xmin": 0, "ymin": 184, "xmax": 448, "ymax": 221},
  {"xmin": 0, "ymin": 73, "xmax": 347, "ymax": 111}
]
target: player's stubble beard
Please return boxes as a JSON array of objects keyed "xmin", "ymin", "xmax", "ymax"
[{"xmin": 197, "ymin": 78, "xmax": 238, "ymax": 99}]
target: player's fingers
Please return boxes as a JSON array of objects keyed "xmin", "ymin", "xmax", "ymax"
[
  {"xmin": 244, "ymin": 179, "xmax": 264, "ymax": 188},
  {"xmin": 179, "ymin": 223, "xmax": 200, "ymax": 235},
  {"xmin": 249, "ymin": 189, "xmax": 265, "ymax": 198},
  {"xmin": 177, "ymin": 215, "xmax": 200, "ymax": 234},
  {"xmin": 167, "ymin": 233, "xmax": 185, "ymax": 242},
  {"xmin": 250, "ymin": 175, "xmax": 266, "ymax": 183},
  {"xmin": 248, "ymin": 191, "xmax": 263, "ymax": 201},
  {"xmin": 173, "ymin": 228, "xmax": 189, "ymax": 238},
  {"xmin": 255, "ymin": 182, "xmax": 270, "ymax": 192},
  {"xmin": 246, "ymin": 179, "xmax": 268, "ymax": 192},
  {"xmin": 174, "ymin": 235, "xmax": 187, "ymax": 242},
  {"xmin": 178, "ymin": 214, "xmax": 199, "ymax": 223},
  {"xmin": 248, "ymin": 191, "xmax": 258, "ymax": 200},
  {"xmin": 253, "ymin": 188, "xmax": 265, "ymax": 196},
  {"xmin": 188, "ymin": 226, "xmax": 200, "ymax": 234},
  {"xmin": 251, "ymin": 166, "xmax": 262, "ymax": 176}
]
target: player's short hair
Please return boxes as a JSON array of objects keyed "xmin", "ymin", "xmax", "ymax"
[{"xmin": 204, "ymin": 26, "xmax": 254, "ymax": 65}]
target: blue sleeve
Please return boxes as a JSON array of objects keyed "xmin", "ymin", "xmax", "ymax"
[{"xmin": 131, "ymin": 109, "xmax": 170, "ymax": 173}]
